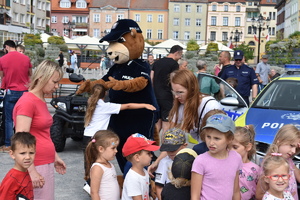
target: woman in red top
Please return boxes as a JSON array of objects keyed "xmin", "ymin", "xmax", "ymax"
[{"xmin": 13, "ymin": 60, "xmax": 66, "ymax": 200}]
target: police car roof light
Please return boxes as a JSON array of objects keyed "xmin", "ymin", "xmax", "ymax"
[{"xmin": 285, "ymin": 64, "xmax": 300, "ymax": 75}]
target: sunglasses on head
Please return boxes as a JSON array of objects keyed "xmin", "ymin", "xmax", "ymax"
[{"xmin": 235, "ymin": 59, "xmax": 242, "ymax": 61}]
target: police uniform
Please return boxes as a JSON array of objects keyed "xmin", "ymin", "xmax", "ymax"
[{"xmin": 220, "ymin": 64, "xmax": 258, "ymax": 105}]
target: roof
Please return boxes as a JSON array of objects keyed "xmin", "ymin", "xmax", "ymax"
[
  {"xmin": 170, "ymin": 0, "xmax": 208, "ymax": 2},
  {"xmin": 91, "ymin": 0, "xmax": 130, "ymax": 8},
  {"xmin": 208, "ymin": 0, "xmax": 245, "ymax": 2},
  {"xmin": 130, "ymin": 0, "xmax": 168, "ymax": 10}
]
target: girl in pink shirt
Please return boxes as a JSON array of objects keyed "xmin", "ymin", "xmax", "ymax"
[{"xmin": 232, "ymin": 125, "xmax": 260, "ymax": 200}]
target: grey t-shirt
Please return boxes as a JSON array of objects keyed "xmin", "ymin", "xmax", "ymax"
[{"xmin": 255, "ymin": 62, "xmax": 270, "ymax": 85}]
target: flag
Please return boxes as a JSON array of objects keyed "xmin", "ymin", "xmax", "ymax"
[
  {"xmin": 227, "ymin": 40, "xmax": 233, "ymax": 49},
  {"xmin": 254, "ymin": 34, "xmax": 259, "ymax": 42},
  {"xmin": 266, "ymin": 33, "xmax": 270, "ymax": 42}
]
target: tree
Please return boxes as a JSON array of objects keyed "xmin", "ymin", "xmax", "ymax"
[
  {"xmin": 233, "ymin": 43, "xmax": 254, "ymax": 62},
  {"xmin": 187, "ymin": 39, "xmax": 199, "ymax": 51}
]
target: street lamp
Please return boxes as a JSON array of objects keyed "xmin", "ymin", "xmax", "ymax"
[
  {"xmin": 63, "ymin": 21, "xmax": 76, "ymax": 38},
  {"xmin": 251, "ymin": 14, "xmax": 270, "ymax": 63},
  {"xmin": 230, "ymin": 29, "xmax": 243, "ymax": 47}
]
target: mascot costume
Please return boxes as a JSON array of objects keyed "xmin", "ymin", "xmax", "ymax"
[{"xmin": 76, "ymin": 19, "xmax": 158, "ymax": 172}]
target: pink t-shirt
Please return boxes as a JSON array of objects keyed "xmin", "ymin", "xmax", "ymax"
[
  {"xmin": 287, "ymin": 158, "xmax": 298, "ymax": 200},
  {"xmin": 239, "ymin": 161, "xmax": 260, "ymax": 200},
  {"xmin": 13, "ymin": 92, "xmax": 55, "ymax": 166},
  {"xmin": 192, "ymin": 150, "xmax": 243, "ymax": 200},
  {"xmin": 0, "ymin": 51, "xmax": 32, "ymax": 90}
]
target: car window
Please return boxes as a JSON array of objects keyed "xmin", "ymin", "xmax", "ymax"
[{"xmin": 254, "ymin": 80, "xmax": 300, "ymax": 111}]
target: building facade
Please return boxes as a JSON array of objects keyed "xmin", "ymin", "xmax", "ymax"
[{"xmin": 168, "ymin": 0, "xmax": 208, "ymax": 45}]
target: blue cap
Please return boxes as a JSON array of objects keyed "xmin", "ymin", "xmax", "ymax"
[
  {"xmin": 234, "ymin": 50, "xmax": 244, "ymax": 60},
  {"xmin": 202, "ymin": 114, "xmax": 235, "ymax": 133}
]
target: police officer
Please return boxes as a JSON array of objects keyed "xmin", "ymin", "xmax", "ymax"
[{"xmin": 220, "ymin": 50, "xmax": 258, "ymax": 105}]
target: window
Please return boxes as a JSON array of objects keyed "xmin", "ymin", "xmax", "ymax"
[
  {"xmin": 196, "ymin": 19, "xmax": 201, "ymax": 26},
  {"xmin": 186, "ymin": 5, "xmax": 191, "ymax": 12},
  {"xmin": 158, "ymin": 30, "xmax": 163, "ymax": 39},
  {"xmin": 173, "ymin": 31, "xmax": 179, "ymax": 39},
  {"xmin": 93, "ymin": 14, "xmax": 100, "ymax": 23},
  {"xmin": 51, "ymin": 16, "xmax": 57, "ymax": 23},
  {"xmin": 106, "ymin": 15, "xmax": 112, "ymax": 23},
  {"xmin": 147, "ymin": 15, "xmax": 152, "ymax": 22},
  {"xmin": 273, "ymin": 12, "xmax": 276, "ymax": 20},
  {"xmin": 60, "ymin": 0, "xmax": 70, "ymax": 8},
  {"xmin": 93, "ymin": 29, "xmax": 100, "ymax": 38},
  {"xmin": 117, "ymin": 14, "xmax": 124, "ymax": 20},
  {"xmin": 51, "ymin": 29, "xmax": 57, "ymax": 33},
  {"xmin": 272, "ymin": 0, "xmax": 276, "ymax": 2},
  {"xmin": 75, "ymin": 16, "xmax": 87, "ymax": 23},
  {"xmin": 76, "ymin": 0, "xmax": 86, "ymax": 8},
  {"xmin": 184, "ymin": 31, "xmax": 190, "ymax": 40},
  {"xmin": 174, "ymin": 4, "xmax": 180, "ymax": 12},
  {"xmin": 248, "ymin": 41, "xmax": 255, "ymax": 45},
  {"xmin": 196, "ymin": 5, "xmax": 202, "ymax": 13},
  {"xmin": 135, "ymin": 14, "xmax": 140, "ymax": 22},
  {"xmin": 235, "ymin": 17, "xmax": 241, "ymax": 26},
  {"xmin": 212, "ymin": 5, "xmax": 217, "ymax": 11},
  {"xmin": 14, "ymin": 13, "xmax": 19, "ymax": 22},
  {"xmin": 248, "ymin": 26, "xmax": 252, "ymax": 34},
  {"xmin": 222, "ymin": 32, "xmax": 228, "ymax": 41},
  {"xmin": 158, "ymin": 15, "xmax": 163, "ymax": 23},
  {"xmin": 147, "ymin": 29, "xmax": 152, "ymax": 39},
  {"xmin": 224, "ymin": 5, "xmax": 228, "ymax": 11},
  {"xmin": 20, "ymin": 14, "xmax": 25, "ymax": 23},
  {"xmin": 248, "ymin": 2, "xmax": 252, "ymax": 6},
  {"xmin": 210, "ymin": 31, "xmax": 216, "ymax": 41},
  {"xmin": 269, "ymin": 12, "xmax": 272, "ymax": 19},
  {"xmin": 196, "ymin": 32, "xmax": 201, "ymax": 40},
  {"xmin": 268, "ymin": 27, "xmax": 271, "ymax": 34},
  {"xmin": 20, "ymin": 0, "xmax": 25, "ymax": 4},
  {"xmin": 236, "ymin": 5, "xmax": 241, "ymax": 12},
  {"xmin": 185, "ymin": 18, "xmax": 190, "ymax": 26},
  {"xmin": 223, "ymin": 17, "xmax": 228, "ymax": 26},
  {"xmin": 37, "ymin": 1, "xmax": 42, "ymax": 9},
  {"xmin": 62, "ymin": 16, "xmax": 69, "ymax": 23},
  {"xmin": 272, "ymin": 27, "xmax": 275, "ymax": 35},
  {"xmin": 211, "ymin": 16, "xmax": 216, "ymax": 26},
  {"xmin": 253, "ymin": 26, "xmax": 257, "ymax": 34},
  {"xmin": 173, "ymin": 18, "xmax": 179, "ymax": 26}
]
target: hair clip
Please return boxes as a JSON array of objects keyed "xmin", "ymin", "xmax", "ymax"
[
  {"xmin": 112, "ymin": 142, "xmax": 115, "ymax": 146},
  {"xmin": 271, "ymin": 153, "xmax": 282, "ymax": 156},
  {"xmin": 91, "ymin": 139, "xmax": 96, "ymax": 143}
]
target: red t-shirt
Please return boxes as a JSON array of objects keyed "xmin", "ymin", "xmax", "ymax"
[
  {"xmin": 13, "ymin": 92, "xmax": 55, "ymax": 166},
  {"xmin": 0, "ymin": 168, "xmax": 34, "ymax": 200},
  {"xmin": 0, "ymin": 51, "xmax": 32, "ymax": 90}
]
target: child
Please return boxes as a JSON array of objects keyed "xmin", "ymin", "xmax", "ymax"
[
  {"xmin": 0, "ymin": 132, "xmax": 36, "ymax": 200},
  {"xmin": 155, "ymin": 127, "xmax": 188, "ymax": 200},
  {"xmin": 191, "ymin": 114, "xmax": 243, "ymax": 200},
  {"xmin": 192, "ymin": 109, "xmax": 226, "ymax": 155},
  {"xmin": 83, "ymin": 84, "xmax": 156, "ymax": 142},
  {"xmin": 256, "ymin": 124, "xmax": 300, "ymax": 200},
  {"xmin": 121, "ymin": 133, "xmax": 160, "ymax": 200},
  {"xmin": 232, "ymin": 125, "xmax": 260, "ymax": 200},
  {"xmin": 161, "ymin": 148, "xmax": 197, "ymax": 200},
  {"xmin": 261, "ymin": 154, "xmax": 293, "ymax": 199},
  {"xmin": 84, "ymin": 130, "xmax": 120, "ymax": 200}
]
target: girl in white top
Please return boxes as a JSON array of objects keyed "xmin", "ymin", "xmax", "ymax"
[
  {"xmin": 84, "ymin": 84, "xmax": 156, "ymax": 138},
  {"xmin": 261, "ymin": 154, "xmax": 293, "ymax": 200},
  {"xmin": 85, "ymin": 130, "xmax": 120, "ymax": 200}
]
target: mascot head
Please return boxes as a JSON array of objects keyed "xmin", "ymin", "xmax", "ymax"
[{"xmin": 99, "ymin": 19, "xmax": 144, "ymax": 64}]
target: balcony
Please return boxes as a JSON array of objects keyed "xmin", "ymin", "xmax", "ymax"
[{"xmin": 75, "ymin": 22, "xmax": 88, "ymax": 28}]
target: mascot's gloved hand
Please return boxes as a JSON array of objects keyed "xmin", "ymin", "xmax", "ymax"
[
  {"xmin": 76, "ymin": 79, "xmax": 108, "ymax": 94},
  {"xmin": 106, "ymin": 76, "xmax": 148, "ymax": 92}
]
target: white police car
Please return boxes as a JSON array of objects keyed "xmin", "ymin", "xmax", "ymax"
[{"xmin": 235, "ymin": 64, "xmax": 300, "ymax": 164}]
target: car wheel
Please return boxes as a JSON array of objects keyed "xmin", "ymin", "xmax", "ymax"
[{"xmin": 50, "ymin": 114, "xmax": 66, "ymax": 152}]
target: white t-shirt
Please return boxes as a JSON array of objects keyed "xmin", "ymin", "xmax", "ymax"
[
  {"xmin": 155, "ymin": 156, "xmax": 173, "ymax": 185},
  {"xmin": 91, "ymin": 162, "xmax": 120, "ymax": 200},
  {"xmin": 84, "ymin": 99, "xmax": 121, "ymax": 137},
  {"xmin": 175, "ymin": 95, "xmax": 221, "ymax": 142},
  {"xmin": 121, "ymin": 168, "xmax": 150, "ymax": 200}
]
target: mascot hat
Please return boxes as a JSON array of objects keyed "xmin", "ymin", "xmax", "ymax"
[{"xmin": 100, "ymin": 19, "xmax": 142, "ymax": 43}]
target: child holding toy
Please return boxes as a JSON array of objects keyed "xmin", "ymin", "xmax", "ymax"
[
  {"xmin": 232, "ymin": 125, "xmax": 260, "ymax": 200},
  {"xmin": 256, "ymin": 124, "xmax": 300, "ymax": 200},
  {"xmin": 191, "ymin": 114, "xmax": 242, "ymax": 200}
]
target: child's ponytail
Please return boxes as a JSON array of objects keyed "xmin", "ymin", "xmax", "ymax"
[{"xmin": 84, "ymin": 84, "xmax": 106, "ymax": 127}]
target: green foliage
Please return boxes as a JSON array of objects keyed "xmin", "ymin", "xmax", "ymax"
[
  {"xmin": 288, "ymin": 31, "xmax": 300, "ymax": 39},
  {"xmin": 185, "ymin": 51, "xmax": 195, "ymax": 59},
  {"xmin": 48, "ymin": 36, "xmax": 65, "ymax": 44},
  {"xmin": 187, "ymin": 39, "xmax": 199, "ymax": 51},
  {"xmin": 144, "ymin": 39, "xmax": 160, "ymax": 46},
  {"xmin": 206, "ymin": 42, "xmax": 219, "ymax": 54},
  {"xmin": 233, "ymin": 43, "xmax": 254, "ymax": 62},
  {"xmin": 265, "ymin": 40, "xmax": 280, "ymax": 52},
  {"xmin": 24, "ymin": 33, "xmax": 42, "ymax": 46},
  {"xmin": 58, "ymin": 44, "xmax": 69, "ymax": 52}
]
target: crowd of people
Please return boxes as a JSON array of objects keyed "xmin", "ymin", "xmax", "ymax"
[{"xmin": 0, "ymin": 41, "xmax": 294, "ymax": 200}]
